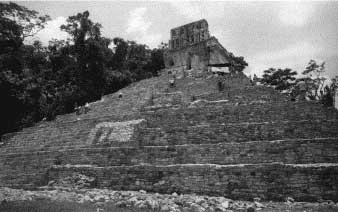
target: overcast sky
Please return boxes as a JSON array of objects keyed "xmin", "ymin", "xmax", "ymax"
[{"xmin": 20, "ymin": 1, "xmax": 338, "ymax": 78}]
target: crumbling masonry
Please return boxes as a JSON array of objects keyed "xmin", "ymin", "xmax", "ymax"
[
  {"xmin": 0, "ymin": 20, "xmax": 338, "ymax": 202},
  {"xmin": 164, "ymin": 19, "xmax": 231, "ymax": 75}
]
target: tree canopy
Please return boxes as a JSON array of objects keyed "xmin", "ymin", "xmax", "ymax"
[
  {"xmin": 0, "ymin": 3, "xmax": 166, "ymax": 136},
  {"xmin": 0, "ymin": 2, "xmax": 249, "ymax": 137},
  {"xmin": 260, "ymin": 68, "xmax": 297, "ymax": 92},
  {"xmin": 299, "ymin": 60, "xmax": 327, "ymax": 100},
  {"xmin": 258, "ymin": 60, "xmax": 335, "ymax": 106},
  {"xmin": 227, "ymin": 52, "xmax": 248, "ymax": 72}
]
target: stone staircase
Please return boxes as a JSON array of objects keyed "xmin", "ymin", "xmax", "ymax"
[{"xmin": 1, "ymin": 72, "xmax": 338, "ymax": 202}]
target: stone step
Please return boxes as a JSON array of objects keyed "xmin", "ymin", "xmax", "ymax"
[
  {"xmin": 2, "ymin": 138, "xmax": 337, "ymax": 166},
  {"xmin": 2, "ymin": 101, "xmax": 336, "ymax": 151},
  {"xmin": 47, "ymin": 163, "xmax": 338, "ymax": 202},
  {"xmin": 164, "ymin": 74, "xmax": 287, "ymax": 103},
  {"xmin": 196, "ymin": 86, "xmax": 289, "ymax": 103},
  {"xmin": 0, "ymin": 116, "xmax": 144, "ymax": 151},
  {"xmin": 137, "ymin": 120, "xmax": 338, "ymax": 145},
  {"xmin": 1, "ymin": 138, "xmax": 338, "ymax": 191},
  {"xmin": 142, "ymin": 101, "xmax": 338, "ymax": 127},
  {"xmin": 153, "ymin": 86, "xmax": 287, "ymax": 105},
  {"xmin": 3, "ymin": 119, "xmax": 336, "ymax": 153},
  {"xmin": 2, "ymin": 119, "xmax": 337, "ymax": 153}
]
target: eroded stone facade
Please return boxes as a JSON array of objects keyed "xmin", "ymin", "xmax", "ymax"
[
  {"xmin": 164, "ymin": 19, "xmax": 231, "ymax": 73},
  {"xmin": 1, "ymin": 20, "xmax": 338, "ymax": 202},
  {"xmin": 89, "ymin": 119, "xmax": 145, "ymax": 144},
  {"xmin": 169, "ymin": 19, "xmax": 210, "ymax": 50}
]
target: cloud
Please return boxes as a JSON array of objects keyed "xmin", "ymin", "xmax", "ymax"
[
  {"xmin": 126, "ymin": 8, "xmax": 150, "ymax": 34},
  {"xmin": 26, "ymin": 16, "xmax": 69, "ymax": 45},
  {"xmin": 278, "ymin": 2, "xmax": 314, "ymax": 26},
  {"xmin": 246, "ymin": 41, "xmax": 323, "ymax": 76},
  {"xmin": 254, "ymin": 41, "xmax": 320, "ymax": 62},
  {"xmin": 126, "ymin": 7, "xmax": 162, "ymax": 48},
  {"xmin": 169, "ymin": 2, "xmax": 225, "ymax": 21},
  {"xmin": 169, "ymin": 2, "xmax": 202, "ymax": 20}
]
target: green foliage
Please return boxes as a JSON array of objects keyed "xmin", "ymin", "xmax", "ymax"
[
  {"xmin": 320, "ymin": 78, "xmax": 337, "ymax": 107},
  {"xmin": 321, "ymin": 85, "xmax": 334, "ymax": 107},
  {"xmin": 0, "ymin": 2, "xmax": 50, "ymax": 41},
  {"xmin": 110, "ymin": 39, "xmax": 166, "ymax": 82},
  {"xmin": 298, "ymin": 60, "xmax": 327, "ymax": 100},
  {"xmin": 260, "ymin": 68, "xmax": 297, "ymax": 92},
  {"xmin": 227, "ymin": 52, "xmax": 248, "ymax": 72},
  {"xmin": 0, "ymin": 2, "xmax": 51, "ymax": 134},
  {"xmin": 59, "ymin": 11, "xmax": 111, "ymax": 102},
  {"xmin": 0, "ymin": 4, "xmax": 166, "ymax": 137},
  {"xmin": 259, "ymin": 60, "xmax": 334, "ymax": 107}
]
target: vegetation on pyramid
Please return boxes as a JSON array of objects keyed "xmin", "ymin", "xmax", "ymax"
[
  {"xmin": 0, "ymin": 2, "xmax": 167, "ymax": 136},
  {"xmin": 1, "ymin": 2, "xmax": 338, "ymax": 204}
]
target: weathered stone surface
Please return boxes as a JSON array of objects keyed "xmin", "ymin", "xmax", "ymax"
[
  {"xmin": 164, "ymin": 20, "xmax": 231, "ymax": 73},
  {"xmin": 47, "ymin": 173, "xmax": 95, "ymax": 189},
  {"xmin": 4, "ymin": 138, "xmax": 337, "ymax": 168},
  {"xmin": 0, "ymin": 36, "xmax": 338, "ymax": 202},
  {"xmin": 138, "ymin": 120, "xmax": 338, "ymax": 145},
  {"xmin": 169, "ymin": 19, "xmax": 210, "ymax": 50},
  {"xmin": 47, "ymin": 163, "xmax": 338, "ymax": 201},
  {"xmin": 88, "ymin": 119, "xmax": 145, "ymax": 145},
  {"xmin": 2, "ymin": 187, "xmax": 338, "ymax": 212}
]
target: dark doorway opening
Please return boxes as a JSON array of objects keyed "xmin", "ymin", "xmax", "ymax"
[{"xmin": 187, "ymin": 54, "xmax": 192, "ymax": 70}]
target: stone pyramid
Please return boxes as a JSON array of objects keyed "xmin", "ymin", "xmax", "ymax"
[{"xmin": 1, "ymin": 69, "xmax": 338, "ymax": 202}]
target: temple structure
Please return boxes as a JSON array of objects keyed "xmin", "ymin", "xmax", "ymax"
[
  {"xmin": 164, "ymin": 19, "xmax": 232, "ymax": 75},
  {"xmin": 168, "ymin": 19, "xmax": 210, "ymax": 50},
  {"xmin": 1, "ymin": 19, "xmax": 338, "ymax": 203}
]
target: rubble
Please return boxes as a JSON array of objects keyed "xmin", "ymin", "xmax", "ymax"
[
  {"xmin": 0, "ymin": 187, "xmax": 253, "ymax": 211},
  {"xmin": 47, "ymin": 173, "xmax": 96, "ymax": 189},
  {"xmin": 1, "ymin": 187, "xmax": 338, "ymax": 211}
]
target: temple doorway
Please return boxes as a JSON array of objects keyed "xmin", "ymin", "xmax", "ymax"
[{"xmin": 186, "ymin": 54, "xmax": 192, "ymax": 70}]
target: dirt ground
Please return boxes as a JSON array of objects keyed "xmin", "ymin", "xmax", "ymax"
[{"xmin": 1, "ymin": 200, "xmax": 338, "ymax": 212}]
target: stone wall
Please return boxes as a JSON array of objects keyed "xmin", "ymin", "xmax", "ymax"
[
  {"xmin": 164, "ymin": 39, "xmax": 210, "ymax": 71},
  {"xmin": 142, "ymin": 102, "xmax": 338, "ymax": 129},
  {"xmin": 0, "ymin": 118, "xmax": 146, "ymax": 189},
  {"xmin": 1, "ymin": 95, "xmax": 337, "ymax": 192},
  {"xmin": 169, "ymin": 19, "xmax": 210, "ymax": 50},
  {"xmin": 6, "ymin": 101, "xmax": 334, "ymax": 153},
  {"xmin": 1, "ymin": 72, "xmax": 338, "ymax": 201},
  {"xmin": 2, "ymin": 134, "xmax": 338, "ymax": 190},
  {"xmin": 164, "ymin": 37, "xmax": 231, "ymax": 72},
  {"xmin": 0, "ymin": 117, "xmax": 144, "ymax": 152},
  {"xmin": 151, "ymin": 92, "xmax": 183, "ymax": 106},
  {"xmin": 138, "ymin": 120, "xmax": 338, "ymax": 145},
  {"xmin": 165, "ymin": 18, "xmax": 230, "ymax": 72},
  {"xmin": 3, "ymin": 138, "xmax": 337, "ymax": 167},
  {"xmin": 48, "ymin": 163, "xmax": 338, "ymax": 201}
]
